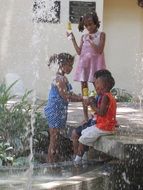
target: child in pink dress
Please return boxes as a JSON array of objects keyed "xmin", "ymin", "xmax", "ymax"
[{"xmin": 69, "ymin": 12, "xmax": 106, "ymax": 122}]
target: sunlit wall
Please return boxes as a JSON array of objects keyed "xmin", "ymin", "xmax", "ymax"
[
  {"xmin": 1, "ymin": 0, "xmax": 143, "ymax": 99},
  {"xmin": 0, "ymin": 0, "xmax": 104, "ymax": 99},
  {"xmin": 103, "ymin": 0, "xmax": 143, "ymax": 97}
]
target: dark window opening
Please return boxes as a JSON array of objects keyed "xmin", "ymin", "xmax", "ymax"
[{"xmin": 69, "ymin": 1, "xmax": 96, "ymax": 24}]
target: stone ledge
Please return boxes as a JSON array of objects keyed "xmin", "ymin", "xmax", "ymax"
[{"xmin": 93, "ymin": 134, "xmax": 143, "ymax": 161}]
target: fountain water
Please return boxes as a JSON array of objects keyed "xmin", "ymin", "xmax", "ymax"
[
  {"xmin": 0, "ymin": 1, "xmax": 105, "ymax": 189},
  {"xmin": 1, "ymin": 1, "xmax": 143, "ymax": 190}
]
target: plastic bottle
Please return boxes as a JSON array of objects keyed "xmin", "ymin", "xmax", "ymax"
[
  {"xmin": 89, "ymin": 90, "xmax": 96, "ymax": 97},
  {"xmin": 88, "ymin": 90, "xmax": 97, "ymax": 114},
  {"xmin": 67, "ymin": 21, "xmax": 72, "ymax": 40},
  {"xmin": 82, "ymin": 87, "xmax": 88, "ymax": 99}
]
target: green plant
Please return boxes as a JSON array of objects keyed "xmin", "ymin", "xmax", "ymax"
[
  {"xmin": 0, "ymin": 141, "xmax": 14, "ymax": 166},
  {"xmin": 111, "ymin": 88, "xmax": 133, "ymax": 102},
  {"xmin": 33, "ymin": 112, "xmax": 49, "ymax": 153},
  {"xmin": 0, "ymin": 81, "xmax": 49, "ymax": 165},
  {"xmin": 0, "ymin": 82, "xmax": 32, "ymax": 155}
]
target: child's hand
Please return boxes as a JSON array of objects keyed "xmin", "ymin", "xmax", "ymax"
[
  {"xmin": 83, "ymin": 98, "xmax": 90, "ymax": 106},
  {"xmin": 88, "ymin": 34, "xmax": 93, "ymax": 40},
  {"xmin": 87, "ymin": 35, "xmax": 95, "ymax": 47},
  {"xmin": 88, "ymin": 96, "xmax": 95, "ymax": 103},
  {"xmin": 66, "ymin": 32, "xmax": 75, "ymax": 40}
]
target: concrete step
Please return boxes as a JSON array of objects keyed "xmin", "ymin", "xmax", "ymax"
[
  {"xmin": 0, "ymin": 166, "xmax": 108, "ymax": 190},
  {"xmin": 93, "ymin": 134, "xmax": 143, "ymax": 161}
]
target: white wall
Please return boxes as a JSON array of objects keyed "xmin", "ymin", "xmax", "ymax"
[
  {"xmin": 103, "ymin": 0, "xmax": 143, "ymax": 97},
  {"xmin": 0, "ymin": 0, "xmax": 104, "ymax": 99}
]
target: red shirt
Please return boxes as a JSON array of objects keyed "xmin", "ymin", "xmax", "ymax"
[{"xmin": 96, "ymin": 92, "xmax": 117, "ymax": 131}]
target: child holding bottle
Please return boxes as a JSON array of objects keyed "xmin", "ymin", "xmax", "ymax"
[{"xmin": 68, "ymin": 11, "xmax": 106, "ymax": 123}]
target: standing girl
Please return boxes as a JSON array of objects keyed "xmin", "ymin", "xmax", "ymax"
[
  {"xmin": 44, "ymin": 53, "xmax": 83, "ymax": 163},
  {"xmin": 69, "ymin": 11, "xmax": 106, "ymax": 122}
]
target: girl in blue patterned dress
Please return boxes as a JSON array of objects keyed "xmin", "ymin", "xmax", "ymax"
[{"xmin": 44, "ymin": 53, "xmax": 83, "ymax": 163}]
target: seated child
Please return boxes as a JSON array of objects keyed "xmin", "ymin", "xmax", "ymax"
[
  {"xmin": 71, "ymin": 69, "xmax": 113, "ymax": 160},
  {"xmin": 74, "ymin": 73, "xmax": 117, "ymax": 165}
]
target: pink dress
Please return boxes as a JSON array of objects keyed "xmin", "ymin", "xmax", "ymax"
[{"xmin": 74, "ymin": 31, "xmax": 106, "ymax": 82}]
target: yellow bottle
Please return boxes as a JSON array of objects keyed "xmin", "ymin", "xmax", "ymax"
[
  {"xmin": 82, "ymin": 87, "xmax": 88, "ymax": 99},
  {"xmin": 67, "ymin": 21, "xmax": 72, "ymax": 31},
  {"xmin": 67, "ymin": 21, "xmax": 72, "ymax": 40}
]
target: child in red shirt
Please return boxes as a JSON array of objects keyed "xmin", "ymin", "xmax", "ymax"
[{"xmin": 74, "ymin": 73, "xmax": 117, "ymax": 165}]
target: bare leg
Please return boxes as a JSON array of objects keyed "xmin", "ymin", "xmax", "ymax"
[
  {"xmin": 77, "ymin": 142, "xmax": 85, "ymax": 157},
  {"xmin": 81, "ymin": 81, "xmax": 88, "ymax": 122},
  {"xmin": 71, "ymin": 129, "xmax": 80, "ymax": 155},
  {"xmin": 48, "ymin": 128, "xmax": 60, "ymax": 163},
  {"xmin": 74, "ymin": 142, "xmax": 85, "ymax": 164}
]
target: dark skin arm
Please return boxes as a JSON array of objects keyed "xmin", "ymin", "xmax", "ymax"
[
  {"xmin": 71, "ymin": 33, "xmax": 83, "ymax": 55},
  {"xmin": 87, "ymin": 95, "xmax": 110, "ymax": 116},
  {"xmin": 56, "ymin": 76, "xmax": 83, "ymax": 102}
]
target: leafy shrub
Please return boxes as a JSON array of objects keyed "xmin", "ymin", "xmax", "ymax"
[
  {"xmin": 0, "ymin": 81, "xmax": 48, "ymax": 165},
  {"xmin": 111, "ymin": 88, "xmax": 133, "ymax": 102},
  {"xmin": 0, "ymin": 141, "xmax": 13, "ymax": 166}
]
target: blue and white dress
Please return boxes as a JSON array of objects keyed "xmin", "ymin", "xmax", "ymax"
[{"xmin": 44, "ymin": 75, "xmax": 72, "ymax": 129}]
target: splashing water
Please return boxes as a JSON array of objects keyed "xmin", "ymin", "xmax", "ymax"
[
  {"xmin": 33, "ymin": 0, "xmax": 60, "ymax": 23},
  {"xmin": 134, "ymin": 52, "xmax": 143, "ymax": 110}
]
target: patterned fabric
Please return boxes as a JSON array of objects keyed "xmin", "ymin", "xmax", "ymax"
[
  {"xmin": 74, "ymin": 31, "xmax": 106, "ymax": 82},
  {"xmin": 75, "ymin": 118, "xmax": 96, "ymax": 137},
  {"xmin": 44, "ymin": 75, "xmax": 71, "ymax": 129},
  {"xmin": 96, "ymin": 93, "xmax": 117, "ymax": 131},
  {"xmin": 75, "ymin": 95, "xmax": 101, "ymax": 136}
]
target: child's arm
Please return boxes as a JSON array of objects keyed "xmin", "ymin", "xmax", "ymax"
[
  {"xmin": 95, "ymin": 95, "xmax": 109, "ymax": 116},
  {"xmin": 56, "ymin": 77, "xmax": 83, "ymax": 102},
  {"xmin": 68, "ymin": 92, "xmax": 83, "ymax": 102},
  {"xmin": 71, "ymin": 34, "xmax": 83, "ymax": 55},
  {"xmin": 88, "ymin": 97, "xmax": 97, "ymax": 113},
  {"xmin": 88, "ymin": 32, "xmax": 105, "ymax": 54}
]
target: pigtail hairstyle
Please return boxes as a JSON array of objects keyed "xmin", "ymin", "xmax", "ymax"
[
  {"xmin": 48, "ymin": 54, "xmax": 58, "ymax": 67},
  {"xmin": 92, "ymin": 12, "xmax": 100, "ymax": 29},
  {"xmin": 78, "ymin": 11, "xmax": 101, "ymax": 32},
  {"xmin": 48, "ymin": 53, "xmax": 74, "ymax": 67},
  {"xmin": 78, "ymin": 16, "xmax": 84, "ymax": 32}
]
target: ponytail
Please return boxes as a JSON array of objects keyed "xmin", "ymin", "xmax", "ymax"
[
  {"xmin": 78, "ymin": 16, "xmax": 84, "ymax": 32},
  {"xmin": 48, "ymin": 54, "xmax": 58, "ymax": 67},
  {"xmin": 78, "ymin": 11, "xmax": 101, "ymax": 32},
  {"xmin": 48, "ymin": 53, "xmax": 74, "ymax": 67}
]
